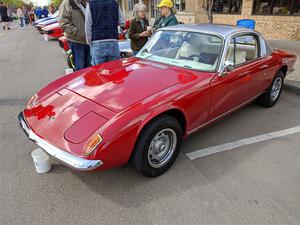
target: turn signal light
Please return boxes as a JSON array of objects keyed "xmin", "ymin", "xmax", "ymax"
[
  {"xmin": 27, "ymin": 94, "xmax": 38, "ymax": 108},
  {"xmin": 83, "ymin": 134, "xmax": 103, "ymax": 156}
]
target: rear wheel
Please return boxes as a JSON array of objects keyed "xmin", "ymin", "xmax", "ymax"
[
  {"xmin": 257, "ymin": 71, "xmax": 284, "ymax": 107},
  {"xmin": 130, "ymin": 115, "xmax": 183, "ymax": 177}
]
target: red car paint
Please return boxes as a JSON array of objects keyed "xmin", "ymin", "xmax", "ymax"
[
  {"xmin": 21, "ymin": 49, "xmax": 296, "ymax": 171},
  {"xmin": 58, "ymin": 36, "xmax": 69, "ymax": 52},
  {"xmin": 42, "ymin": 22, "xmax": 64, "ymax": 39}
]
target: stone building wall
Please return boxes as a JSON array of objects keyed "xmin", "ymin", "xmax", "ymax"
[{"xmin": 211, "ymin": 0, "xmax": 300, "ymax": 40}]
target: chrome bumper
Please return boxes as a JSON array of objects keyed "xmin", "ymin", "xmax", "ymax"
[{"xmin": 18, "ymin": 112, "xmax": 103, "ymax": 171}]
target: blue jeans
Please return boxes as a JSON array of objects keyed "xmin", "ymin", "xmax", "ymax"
[
  {"xmin": 90, "ymin": 40, "xmax": 120, "ymax": 66},
  {"xmin": 68, "ymin": 41, "xmax": 90, "ymax": 71},
  {"xmin": 19, "ymin": 17, "xmax": 24, "ymax": 27}
]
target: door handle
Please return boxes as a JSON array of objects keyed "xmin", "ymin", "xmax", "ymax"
[
  {"xmin": 240, "ymin": 71, "xmax": 250, "ymax": 76},
  {"xmin": 259, "ymin": 64, "xmax": 269, "ymax": 69}
]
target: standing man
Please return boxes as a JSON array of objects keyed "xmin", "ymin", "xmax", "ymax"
[
  {"xmin": 59, "ymin": 0, "xmax": 90, "ymax": 71},
  {"xmin": 35, "ymin": 7, "xmax": 42, "ymax": 19},
  {"xmin": 0, "ymin": 2, "xmax": 10, "ymax": 30},
  {"xmin": 17, "ymin": 7, "xmax": 24, "ymax": 28},
  {"xmin": 42, "ymin": 6, "xmax": 48, "ymax": 18},
  {"xmin": 85, "ymin": 0, "xmax": 125, "ymax": 66}
]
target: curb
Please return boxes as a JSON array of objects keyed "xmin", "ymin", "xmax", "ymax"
[{"xmin": 284, "ymin": 80, "xmax": 300, "ymax": 94}]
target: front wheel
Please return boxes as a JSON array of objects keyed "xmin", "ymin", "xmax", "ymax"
[
  {"xmin": 130, "ymin": 115, "xmax": 183, "ymax": 177},
  {"xmin": 257, "ymin": 71, "xmax": 284, "ymax": 107}
]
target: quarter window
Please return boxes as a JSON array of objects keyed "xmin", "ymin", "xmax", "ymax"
[{"xmin": 225, "ymin": 35, "xmax": 259, "ymax": 66}]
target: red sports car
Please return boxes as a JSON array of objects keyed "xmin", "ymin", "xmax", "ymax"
[
  {"xmin": 42, "ymin": 22, "xmax": 64, "ymax": 40},
  {"xmin": 18, "ymin": 24, "xmax": 297, "ymax": 177}
]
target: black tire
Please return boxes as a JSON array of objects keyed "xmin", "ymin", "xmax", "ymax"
[
  {"xmin": 67, "ymin": 53, "xmax": 75, "ymax": 70},
  {"xmin": 130, "ymin": 115, "xmax": 183, "ymax": 177},
  {"xmin": 257, "ymin": 70, "xmax": 284, "ymax": 107}
]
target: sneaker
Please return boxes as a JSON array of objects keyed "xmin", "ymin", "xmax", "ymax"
[{"xmin": 7, "ymin": 27, "xmax": 11, "ymax": 30}]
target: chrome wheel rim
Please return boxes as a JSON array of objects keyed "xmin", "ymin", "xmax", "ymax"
[
  {"xmin": 148, "ymin": 128, "xmax": 177, "ymax": 168},
  {"xmin": 271, "ymin": 77, "xmax": 282, "ymax": 101}
]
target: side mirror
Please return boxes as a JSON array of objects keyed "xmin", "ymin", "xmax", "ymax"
[{"xmin": 220, "ymin": 60, "xmax": 235, "ymax": 76}]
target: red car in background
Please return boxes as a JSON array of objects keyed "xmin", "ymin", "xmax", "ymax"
[
  {"xmin": 36, "ymin": 18, "xmax": 58, "ymax": 34},
  {"xmin": 42, "ymin": 22, "xmax": 64, "ymax": 40},
  {"xmin": 18, "ymin": 24, "xmax": 296, "ymax": 177},
  {"xmin": 58, "ymin": 20, "xmax": 131, "ymax": 52},
  {"xmin": 58, "ymin": 36, "xmax": 69, "ymax": 52}
]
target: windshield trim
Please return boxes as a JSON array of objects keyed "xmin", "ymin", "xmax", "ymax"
[{"xmin": 136, "ymin": 30, "xmax": 225, "ymax": 73}]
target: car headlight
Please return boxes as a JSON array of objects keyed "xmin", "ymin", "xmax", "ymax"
[
  {"xmin": 83, "ymin": 134, "xmax": 103, "ymax": 156},
  {"xmin": 27, "ymin": 94, "xmax": 38, "ymax": 108}
]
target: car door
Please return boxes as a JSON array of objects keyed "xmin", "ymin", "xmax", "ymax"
[{"xmin": 208, "ymin": 33, "xmax": 269, "ymax": 120}]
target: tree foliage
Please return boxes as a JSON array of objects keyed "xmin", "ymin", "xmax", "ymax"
[
  {"xmin": 51, "ymin": 0, "xmax": 62, "ymax": 7},
  {"xmin": 2, "ymin": 0, "xmax": 25, "ymax": 7}
]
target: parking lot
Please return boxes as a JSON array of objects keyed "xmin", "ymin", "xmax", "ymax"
[{"xmin": 1, "ymin": 26, "xmax": 300, "ymax": 225}]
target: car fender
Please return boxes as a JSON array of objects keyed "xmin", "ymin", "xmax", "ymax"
[{"xmin": 136, "ymin": 105, "xmax": 188, "ymax": 137}]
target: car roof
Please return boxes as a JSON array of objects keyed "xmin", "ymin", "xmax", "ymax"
[{"xmin": 160, "ymin": 23, "xmax": 256, "ymax": 39}]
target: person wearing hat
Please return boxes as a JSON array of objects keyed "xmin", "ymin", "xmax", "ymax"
[{"xmin": 154, "ymin": 0, "xmax": 178, "ymax": 29}]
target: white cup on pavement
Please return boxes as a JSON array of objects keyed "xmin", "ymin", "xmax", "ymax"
[
  {"xmin": 31, "ymin": 148, "xmax": 52, "ymax": 173},
  {"xmin": 44, "ymin": 34, "xmax": 49, "ymax": 42},
  {"xmin": 65, "ymin": 68, "xmax": 74, "ymax": 75}
]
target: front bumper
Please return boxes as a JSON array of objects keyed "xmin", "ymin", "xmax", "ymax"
[
  {"xmin": 18, "ymin": 112, "xmax": 103, "ymax": 171},
  {"xmin": 41, "ymin": 29, "xmax": 53, "ymax": 35}
]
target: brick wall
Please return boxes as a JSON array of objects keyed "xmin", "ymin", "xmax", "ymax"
[{"xmin": 201, "ymin": 0, "xmax": 300, "ymax": 40}]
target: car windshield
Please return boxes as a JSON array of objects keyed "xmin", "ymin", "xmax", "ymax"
[{"xmin": 136, "ymin": 30, "xmax": 223, "ymax": 72}]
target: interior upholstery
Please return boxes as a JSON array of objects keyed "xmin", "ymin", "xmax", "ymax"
[
  {"xmin": 226, "ymin": 43, "xmax": 258, "ymax": 65},
  {"xmin": 175, "ymin": 35, "xmax": 221, "ymax": 66}
]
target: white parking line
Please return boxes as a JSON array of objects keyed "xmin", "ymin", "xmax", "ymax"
[{"xmin": 186, "ymin": 125, "xmax": 300, "ymax": 160}]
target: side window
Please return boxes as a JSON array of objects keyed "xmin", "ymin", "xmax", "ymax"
[{"xmin": 225, "ymin": 34, "xmax": 259, "ymax": 66}]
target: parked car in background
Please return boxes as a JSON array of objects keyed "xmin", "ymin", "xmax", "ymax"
[
  {"xmin": 42, "ymin": 22, "xmax": 63, "ymax": 40},
  {"xmin": 58, "ymin": 24, "xmax": 133, "ymax": 70},
  {"xmin": 58, "ymin": 36, "xmax": 69, "ymax": 52},
  {"xmin": 18, "ymin": 24, "xmax": 296, "ymax": 177},
  {"xmin": 34, "ymin": 10, "xmax": 59, "ymax": 26},
  {"xmin": 36, "ymin": 18, "xmax": 58, "ymax": 33}
]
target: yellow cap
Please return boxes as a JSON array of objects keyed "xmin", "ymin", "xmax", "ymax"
[{"xmin": 157, "ymin": 0, "xmax": 173, "ymax": 8}]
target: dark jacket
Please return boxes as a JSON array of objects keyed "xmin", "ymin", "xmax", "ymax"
[
  {"xmin": 154, "ymin": 13, "xmax": 178, "ymax": 29},
  {"xmin": 89, "ymin": 0, "xmax": 119, "ymax": 42},
  {"xmin": 128, "ymin": 18, "xmax": 149, "ymax": 51}
]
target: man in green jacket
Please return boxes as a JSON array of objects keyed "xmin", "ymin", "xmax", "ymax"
[
  {"xmin": 154, "ymin": 0, "xmax": 178, "ymax": 29},
  {"xmin": 59, "ymin": 0, "xmax": 90, "ymax": 71}
]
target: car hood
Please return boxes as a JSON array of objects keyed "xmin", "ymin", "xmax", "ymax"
[
  {"xmin": 43, "ymin": 22, "xmax": 60, "ymax": 30},
  {"xmin": 24, "ymin": 89, "xmax": 114, "ymax": 156},
  {"xmin": 38, "ymin": 18, "xmax": 57, "ymax": 26},
  {"xmin": 65, "ymin": 58, "xmax": 190, "ymax": 112}
]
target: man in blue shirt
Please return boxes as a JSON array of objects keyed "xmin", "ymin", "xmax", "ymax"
[
  {"xmin": 35, "ymin": 7, "xmax": 42, "ymax": 19},
  {"xmin": 42, "ymin": 6, "xmax": 48, "ymax": 18},
  {"xmin": 85, "ymin": 0, "xmax": 125, "ymax": 66}
]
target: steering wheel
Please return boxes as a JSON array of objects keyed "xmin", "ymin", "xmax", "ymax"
[
  {"xmin": 187, "ymin": 54, "xmax": 200, "ymax": 61},
  {"xmin": 188, "ymin": 54, "xmax": 210, "ymax": 64}
]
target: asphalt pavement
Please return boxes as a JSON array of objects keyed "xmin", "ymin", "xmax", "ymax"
[{"xmin": 0, "ymin": 25, "xmax": 300, "ymax": 225}]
